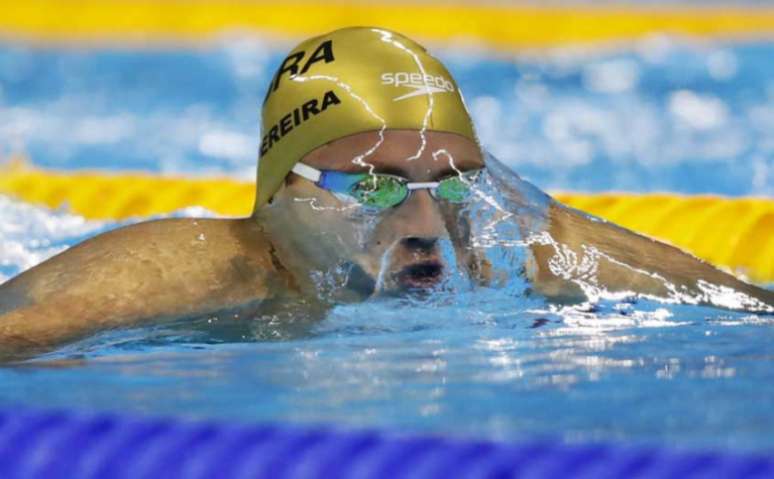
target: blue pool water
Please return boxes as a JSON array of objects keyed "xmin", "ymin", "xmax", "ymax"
[{"xmin": 0, "ymin": 35, "xmax": 773, "ymax": 452}]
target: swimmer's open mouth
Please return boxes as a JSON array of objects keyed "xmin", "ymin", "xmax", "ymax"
[{"xmin": 395, "ymin": 261, "xmax": 444, "ymax": 289}]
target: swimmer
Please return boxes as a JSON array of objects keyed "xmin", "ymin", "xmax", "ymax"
[{"xmin": 0, "ymin": 27, "xmax": 772, "ymax": 360}]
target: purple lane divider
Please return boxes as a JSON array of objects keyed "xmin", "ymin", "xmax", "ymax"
[{"xmin": 0, "ymin": 408, "xmax": 771, "ymax": 478}]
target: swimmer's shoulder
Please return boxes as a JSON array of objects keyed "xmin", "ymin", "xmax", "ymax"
[
  {"xmin": 83, "ymin": 216, "xmax": 296, "ymax": 299},
  {"xmin": 3, "ymin": 217, "xmax": 296, "ymax": 313},
  {"xmin": 537, "ymin": 202, "xmax": 774, "ymax": 309},
  {"xmin": 0, "ymin": 217, "xmax": 299, "ymax": 360}
]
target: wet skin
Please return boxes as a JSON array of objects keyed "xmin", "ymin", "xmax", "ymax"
[{"xmin": 0, "ymin": 130, "xmax": 772, "ymax": 360}]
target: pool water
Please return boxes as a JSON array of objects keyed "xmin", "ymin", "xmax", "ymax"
[{"xmin": 1, "ymin": 35, "xmax": 773, "ymax": 452}]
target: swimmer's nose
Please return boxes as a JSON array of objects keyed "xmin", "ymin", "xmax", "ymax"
[
  {"xmin": 393, "ymin": 189, "xmax": 447, "ymax": 241},
  {"xmin": 400, "ymin": 236, "xmax": 438, "ymax": 252}
]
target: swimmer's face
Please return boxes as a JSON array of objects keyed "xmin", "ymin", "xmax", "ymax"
[{"xmin": 272, "ymin": 130, "xmax": 484, "ymax": 295}]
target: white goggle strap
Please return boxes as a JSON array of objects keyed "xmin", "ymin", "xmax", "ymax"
[{"xmin": 291, "ymin": 162, "xmax": 323, "ymax": 183}]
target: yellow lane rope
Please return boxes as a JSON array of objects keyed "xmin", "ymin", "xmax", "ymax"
[
  {"xmin": 1, "ymin": 1, "xmax": 773, "ymax": 48},
  {"xmin": 1, "ymin": 163, "xmax": 771, "ymax": 283}
]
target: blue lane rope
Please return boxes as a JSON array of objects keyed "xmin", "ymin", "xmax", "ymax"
[{"xmin": 0, "ymin": 408, "xmax": 772, "ymax": 478}]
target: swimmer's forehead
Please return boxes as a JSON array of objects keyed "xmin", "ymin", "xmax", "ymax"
[{"xmin": 302, "ymin": 130, "xmax": 484, "ymax": 178}]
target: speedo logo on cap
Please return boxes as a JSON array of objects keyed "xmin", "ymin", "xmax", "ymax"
[{"xmin": 381, "ymin": 72, "xmax": 455, "ymax": 102}]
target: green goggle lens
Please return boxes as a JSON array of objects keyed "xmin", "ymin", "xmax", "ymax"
[
  {"xmin": 350, "ymin": 175, "xmax": 409, "ymax": 209},
  {"xmin": 435, "ymin": 176, "xmax": 473, "ymax": 203}
]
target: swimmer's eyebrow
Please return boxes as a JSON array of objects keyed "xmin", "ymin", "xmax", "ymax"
[
  {"xmin": 434, "ymin": 167, "xmax": 469, "ymax": 179},
  {"xmin": 337, "ymin": 157, "xmax": 482, "ymax": 178},
  {"xmin": 335, "ymin": 162, "xmax": 409, "ymax": 177},
  {"xmin": 371, "ymin": 164, "xmax": 410, "ymax": 177},
  {"xmin": 353, "ymin": 165, "xmax": 470, "ymax": 180}
]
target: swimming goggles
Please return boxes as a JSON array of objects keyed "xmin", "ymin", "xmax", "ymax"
[{"xmin": 291, "ymin": 162, "xmax": 482, "ymax": 209}]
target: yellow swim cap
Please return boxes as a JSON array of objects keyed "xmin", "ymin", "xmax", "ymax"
[{"xmin": 255, "ymin": 26, "xmax": 478, "ymax": 208}]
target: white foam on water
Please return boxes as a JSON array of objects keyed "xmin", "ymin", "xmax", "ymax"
[
  {"xmin": 0, "ymin": 195, "xmax": 107, "ymax": 281},
  {"xmin": 0, "ymin": 195, "xmax": 216, "ymax": 282}
]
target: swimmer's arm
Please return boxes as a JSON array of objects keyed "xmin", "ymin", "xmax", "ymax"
[
  {"xmin": 0, "ymin": 218, "xmax": 284, "ymax": 360},
  {"xmin": 528, "ymin": 203, "xmax": 774, "ymax": 310}
]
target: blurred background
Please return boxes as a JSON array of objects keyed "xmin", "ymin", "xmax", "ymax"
[{"xmin": 0, "ymin": 0, "xmax": 773, "ymax": 196}]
